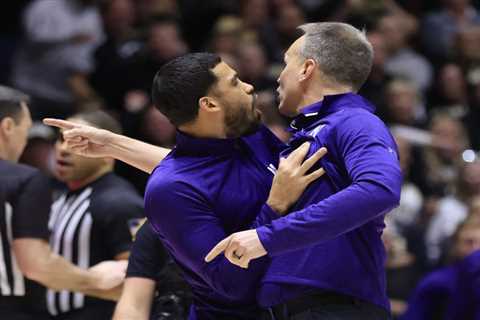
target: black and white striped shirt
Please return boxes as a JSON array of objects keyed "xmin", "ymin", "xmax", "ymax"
[
  {"xmin": 0, "ymin": 159, "xmax": 51, "ymax": 313},
  {"xmin": 47, "ymin": 172, "xmax": 144, "ymax": 317}
]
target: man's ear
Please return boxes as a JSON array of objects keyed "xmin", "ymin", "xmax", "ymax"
[
  {"xmin": 299, "ymin": 58, "xmax": 316, "ymax": 82},
  {"xmin": 198, "ymin": 97, "xmax": 221, "ymax": 113},
  {"xmin": 0, "ymin": 117, "xmax": 15, "ymax": 137}
]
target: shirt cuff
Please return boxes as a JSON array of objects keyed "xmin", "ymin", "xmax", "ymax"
[
  {"xmin": 256, "ymin": 225, "xmax": 277, "ymax": 257},
  {"xmin": 261, "ymin": 203, "xmax": 282, "ymax": 221}
]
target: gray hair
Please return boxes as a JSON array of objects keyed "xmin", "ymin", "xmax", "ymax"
[{"xmin": 298, "ymin": 22, "xmax": 373, "ymax": 91}]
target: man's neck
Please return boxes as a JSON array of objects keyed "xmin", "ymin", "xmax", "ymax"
[
  {"xmin": 296, "ymin": 85, "xmax": 353, "ymax": 115},
  {"xmin": 179, "ymin": 120, "xmax": 226, "ymax": 139},
  {"xmin": 0, "ymin": 146, "xmax": 12, "ymax": 162},
  {"xmin": 67, "ymin": 167, "xmax": 112, "ymax": 191}
]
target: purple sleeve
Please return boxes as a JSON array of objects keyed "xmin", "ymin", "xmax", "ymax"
[
  {"xmin": 256, "ymin": 113, "xmax": 402, "ymax": 256},
  {"xmin": 145, "ymin": 180, "xmax": 269, "ymax": 301},
  {"xmin": 250, "ymin": 203, "xmax": 280, "ymax": 228}
]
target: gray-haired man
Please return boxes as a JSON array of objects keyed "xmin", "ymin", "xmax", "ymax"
[{"xmin": 207, "ymin": 22, "xmax": 401, "ymax": 320}]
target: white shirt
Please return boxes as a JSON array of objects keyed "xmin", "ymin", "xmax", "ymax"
[{"xmin": 11, "ymin": 0, "xmax": 103, "ymax": 103}]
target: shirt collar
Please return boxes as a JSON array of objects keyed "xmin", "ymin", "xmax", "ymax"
[
  {"xmin": 175, "ymin": 130, "xmax": 240, "ymax": 156},
  {"xmin": 289, "ymin": 93, "xmax": 375, "ymax": 131}
]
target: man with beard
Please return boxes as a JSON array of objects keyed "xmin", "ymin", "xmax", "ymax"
[{"xmin": 46, "ymin": 52, "xmax": 327, "ymax": 319}]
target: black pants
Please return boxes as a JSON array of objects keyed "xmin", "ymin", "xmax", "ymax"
[
  {"xmin": 263, "ymin": 293, "xmax": 390, "ymax": 320},
  {"xmin": 0, "ymin": 310, "xmax": 52, "ymax": 320},
  {"xmin": 286, "ymin": 302, "xmax": 390, "ymax": 320}
]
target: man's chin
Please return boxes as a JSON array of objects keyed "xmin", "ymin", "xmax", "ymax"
[{"xmin": 278, "ymin": 101, "xmax": 296, "ymax": 117}]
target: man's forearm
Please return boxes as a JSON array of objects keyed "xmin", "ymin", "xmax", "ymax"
[
  {"xmin": 257, "ymin": 180, "xmax": 400, "ymax": 256},
  {"xmin": 113, "ymin": 278, "xmax": 155, "ymax": 320},
  {"xmin": 28, "ymin": 251, "xmax": 98, "ymax": 291},
  {"xmin": 107, "ymin": 133, "xmax": 170, "ymax": 174}
]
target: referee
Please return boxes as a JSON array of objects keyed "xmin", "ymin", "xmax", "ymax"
[
  {"xmin": 0, "ymin": 86, "xmax": 126, "ymax": 320},
  {"xmin": 48, "ymin": 110, "xmax": 144, "ymax": 319}
]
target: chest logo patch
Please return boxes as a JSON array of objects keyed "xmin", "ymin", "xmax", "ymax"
[{"xmin": 309, "ymin": 124, "xmax": 326, "ymax": 137}]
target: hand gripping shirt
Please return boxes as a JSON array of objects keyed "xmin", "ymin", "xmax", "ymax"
[{"xmin": 256, "ymin": 93, "xmax": 402, "ymax": 311}]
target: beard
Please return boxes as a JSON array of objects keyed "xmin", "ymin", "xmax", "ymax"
[{"xmin": 224, "ymin": 98, "xmax": 262, "ymax": 138}]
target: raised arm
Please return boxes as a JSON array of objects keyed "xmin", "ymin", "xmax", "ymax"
[
  {"xmin": 44, "ymin": 118, "xmax": 170, "ymax": 173},
  {"xmin": 208, "ymin": 113, "xmax": 402, "ymax": 267},
  {"xmin": 256, "ymin": 113, "xmax": 402, "ymax": 256}
]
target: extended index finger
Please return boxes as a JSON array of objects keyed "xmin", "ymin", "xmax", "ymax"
[
  {"xmin": 43, "ymin": 118, "xmax": 78, "ymax": 130},
  {"xmin": 205, "ymin": 236, "xmax": 231, "ymax": 262}
]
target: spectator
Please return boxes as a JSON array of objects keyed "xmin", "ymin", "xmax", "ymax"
[
  {"xmin": 377, "ymin": 13, "xmax": 433, "ymax": 92},
  {"xmin": 421, "ymin": 0, "xmax": 480, "ymax": 63},
  {"xmin": 429, "ymin": 63, "xmax": 470, "ymax": 119},
  {"xmin": 423, "ymin": 113, "xmax": 469, "ymax": 196},
  {"xmin": 122, "ymin": 15, "xmax": 187, "ymax": 97},
  {"xmin": 383, "ymin": 223, "xmax": 419, "ymax": 319},
  {"xmin": 424, "ymin": 159, "xmax": 480, "ymax": 267},
  {"xmin": 360, "ymin": 31, "xmax": 393, "ymax": 119},
  {"xmin": 402, "ymin": 216, "xmax": 480, "ymax": 320},
  {"xmin": 11, "ymin": 0, "xmax": 104, "ymax": 120},
  {"xmin": 236, "ymin": 42, "xmax": 277, "ymax": 93},
  {"xmin": 388, "ymin": 135, "xmax": 424, "ymax": 235},
  {"xmin": 384, "ymin": 79, "xmax": 426, "ymax": 127},
  {"xmin": 264, "ymin": 3, "xmax": 306, "ymax": 63},
  {"xmin": 208, "ymin": 16, "xmax": 245, "ymax": 56},
  {"xmin": 90, "ymin": 0, "xmax": 142, "ymax": 111}
]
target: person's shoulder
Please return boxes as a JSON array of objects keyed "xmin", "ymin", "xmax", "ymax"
[
  {"xmin": 145, "ymin": 166, "xmax": 208, "ymax": 208},
  {"xmin": 333, "ymin": 105, "xmax": 384, "ymax": 132},
  {"xmin": 135, "ymin": 221, "xmax": 158, "ymax": 244},
  {"xmin": 146, "ymin": 168, "xmax": 190, "ymax": 196},
  {"xmin": 460, "ymin": 250, "xmax": 480, "ymax": 272},
  {"xmin": 97, "ymin": 173, "xmax": 138, "ymax": 192},
  {"xmin": 92, "ymin": 173, "xmax": 143, "ymax": 205},
  {"xmin": 0, "ymin": 160, "xmax": 40, "ymax": 182},
  {"xmin": 419, "ymin": 266, "xmax": 457, "ymax": 292},
  {"xmin": 149, "ymin": 151, "xmax": 209, "ymax": 184}
]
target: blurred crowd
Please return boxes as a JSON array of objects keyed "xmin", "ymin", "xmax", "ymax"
[{"xmin": 1, "ymin": 0, "xmax": 480, "ymax": 318}]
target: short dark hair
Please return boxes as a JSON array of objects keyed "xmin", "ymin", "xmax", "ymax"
[
  {"xmin": 71, "ymin": 110, "xmax": 122, "ymax": 135},
  {"xmin": 0, "ymin": 86, "xmax": 30, "ymax": 123},
  {"xmin": 151, "ymin": 52, "xmax": 222, "ymax": 126}
]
